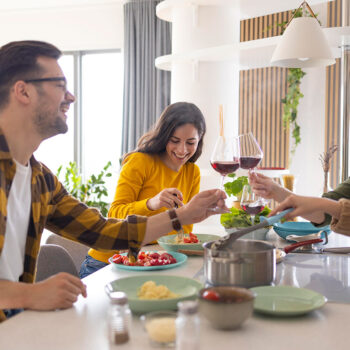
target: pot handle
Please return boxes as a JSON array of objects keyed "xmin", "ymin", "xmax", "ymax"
[{"xmin": 284, "ymin": 239, "xmax": 323, "ymax": 254}]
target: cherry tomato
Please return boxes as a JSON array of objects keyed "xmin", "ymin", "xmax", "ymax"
[
  {"xmin": 138, "ymin": 252, "xmax": 147, "ymax": 260},
  {"xmin": 184, "ymin": 237, "xmax": 191, "ymax": 243},
  {"xmin": 112, "ymin": 255, "xmax": 123, "ymax": 264},
  {"xmin": 202, "ymin": 290, "xmax": 220, "ymax": 302}
]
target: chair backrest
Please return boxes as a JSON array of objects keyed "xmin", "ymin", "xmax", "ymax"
[
  {"xmin": 35, "ymin": 244, "xmax": 79, "ymax": 282},
  {"xmin": 45, "ymin": 234, "xmax": 89, "ymax": 272}
]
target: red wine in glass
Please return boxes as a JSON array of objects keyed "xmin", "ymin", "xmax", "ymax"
[
  {"xmin": 241, "ymin": 202, "xmax": 265, "ymax": 215},
  {"xmin": 211, "ymin": 160, "xmax": 239, "ymax": 176},
  {"xmin": 239, "ymin": 156, "xmax": 262, "ymax": 170},
  {"xmin": 238, "ymin": 132, "xmax": 263, "ymax": 172}
]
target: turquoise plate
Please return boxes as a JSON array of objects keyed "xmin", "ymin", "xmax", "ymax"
[
  {"xmin": 250, "ymin": 286, "xmax": 327, "ymax": 316},
  {"xmin": 157, "ymin": 233, "xmax": 221, "ymax": 252},
  {"xmin": 107, "ymin": 275, "xmax": 203, "ymax": 314},
  {"xmin": 108, "ymin": 251, "xmax": 187, "ymax": 271}
]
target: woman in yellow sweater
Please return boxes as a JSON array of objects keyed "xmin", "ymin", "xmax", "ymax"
[{"xmin": 80, "ymin": 102, "xmax": 206, "ymax": 277}]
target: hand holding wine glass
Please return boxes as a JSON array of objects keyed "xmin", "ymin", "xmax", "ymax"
[
  {"xmin": 240, "ymin": 184, "xmax": 267, "ymax": 225},
  {"xmin": 239, "ymin": 132, "xmax": 263, "ymax": 171}
]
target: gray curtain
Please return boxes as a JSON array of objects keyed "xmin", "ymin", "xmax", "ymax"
[{"xmin": 122, "ymin": 0, "xmax": 172, "ymax": 154}]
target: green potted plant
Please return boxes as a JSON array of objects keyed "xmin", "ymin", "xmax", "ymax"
[
  {"xmin": 56, "ymin": 161, "xmax": 112, "ymax": 217},
  {"xmin": 223, "ymin": 174, "xmax": 249, "ymax": 208}
]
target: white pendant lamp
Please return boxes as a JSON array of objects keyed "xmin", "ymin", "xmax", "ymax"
[{"xmin": 271, "ymin": 1, "xmax": 335, "ymax": 68}]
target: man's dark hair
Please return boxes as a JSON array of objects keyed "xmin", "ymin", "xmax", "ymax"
[{"xmin": 0, "ymin": 40, "xmax": 62, "ymax": 109}]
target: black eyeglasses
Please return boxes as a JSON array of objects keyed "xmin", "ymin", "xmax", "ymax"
[{"xmin": 24, "ymin": 77, "xmax": 66, "ymax": 83}]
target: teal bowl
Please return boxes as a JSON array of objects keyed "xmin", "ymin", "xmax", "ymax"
[
  {"xmin": 273, "ymin": 222, "xmax": 330, "ymax": 241},
  {"xmin": 157, "ymin": 233, "xmax": 221, "ymax": 252}
]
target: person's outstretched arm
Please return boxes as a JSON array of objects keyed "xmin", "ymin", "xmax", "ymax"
[
  {"xmin": 143, "ymin": 189, "xmax": 228, "ymax": 244},
  {"xmin": 269, "ymin": 194, "xmax": 341, "ymax": 223}
]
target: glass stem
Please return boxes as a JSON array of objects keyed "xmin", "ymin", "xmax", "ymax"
[
  {"xmin": 221, "ymin": 175, "xmax": 225, "ymax": 190},
  {"xmin": 251, "ymin": 215, "xmax": 255, "ymax": 225}
]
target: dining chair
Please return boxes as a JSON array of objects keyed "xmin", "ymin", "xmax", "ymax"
[
  {"xmin": 45, "ymin": 234, "xmax": 89, "ymax": 273},
  {"xmin": 35, "ymin": 244, "xmax": 79, "ymax": 282}
]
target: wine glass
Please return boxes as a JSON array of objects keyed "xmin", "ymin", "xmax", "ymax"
[
  {"xmin": 240, "ymin": 184, "xmax": 266, "ymax": 225},
  {"xmin": 238, "ymin": 132, "xmax": 263, "ymax": 172},
  {"xmin": 210, "ymin": 136, "xmax": 240, "ymax": 190}
]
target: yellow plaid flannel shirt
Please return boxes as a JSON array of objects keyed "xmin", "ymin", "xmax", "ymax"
[{"xmin": 0, "ymin": 130, "xmax": 147, "ymax": 322}]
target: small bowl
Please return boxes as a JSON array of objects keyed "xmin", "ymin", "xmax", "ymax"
[
  {"xmin": 225, "ymin": 226, "xmax": 269, "ymax": 240},
  {"xmin": 140, "ymin": 311, "xmax": 177, "ymax": 347},
  {"xmin": 198, "ymin": 286, "xmax": 255, "ymax": 330}
]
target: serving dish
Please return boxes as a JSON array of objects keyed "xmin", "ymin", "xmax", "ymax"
[
  {"xmin": 157, "ymin": 233, "xmax": 221, "ymax": 252},
  {"xmin": 199, "ymin": 286, "xmax": 255, "ymax": 330},
  {"xmin": 105, "ymin": 275, "xmax": 202, "ymax": 314},
  {"xmin": 108, "ymin": 251, "xmax": 187, "ymax": 271},
  {"xmin": 273, "ymin": 221, "xmax": 330, "ymax": 241}
]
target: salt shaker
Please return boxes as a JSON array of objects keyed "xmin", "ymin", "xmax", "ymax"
[
  {"xmin": 176, "ymin": 300, "xmax": 200, "ymax": 350},
  {"xmin": 108, "ymin": 291, "xmax": 132, "ymax": 345}
]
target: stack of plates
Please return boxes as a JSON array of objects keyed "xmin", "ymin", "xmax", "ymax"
[{"xmin": 273, "ymin": 221, "xmax": 330, "ymax": 241}]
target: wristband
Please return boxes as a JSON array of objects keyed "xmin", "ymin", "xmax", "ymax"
[{"xmin": 168, "ymin": 209, "xmax": 182, "ymax": 232}]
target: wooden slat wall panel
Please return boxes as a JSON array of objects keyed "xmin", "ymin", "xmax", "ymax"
[
  {"xmin": 239, "ymin": 11, "xmax": 290, "ymax": 168},
  {"xmin": 326, "ymin": 0, "xmax": 342, "ymax": 189}
]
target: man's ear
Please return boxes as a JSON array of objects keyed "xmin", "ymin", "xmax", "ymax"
[{"xmin": 13, "ymin": 81, "xmax": 31, "ymax": 105}]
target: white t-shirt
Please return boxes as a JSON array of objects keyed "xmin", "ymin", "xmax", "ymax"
[{"xmin": 0, "ymin": 159, "xmax": 32, "ymax": 281}]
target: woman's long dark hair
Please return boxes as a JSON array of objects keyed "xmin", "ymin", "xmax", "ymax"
[{"xmin": 123, "ymin": 102, "xmax": 206, "ymax": 164}]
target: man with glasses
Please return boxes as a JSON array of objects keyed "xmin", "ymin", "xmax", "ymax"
[{"xmin": 0, "ymin": 40, "xmax": 228, "ymax": 322}]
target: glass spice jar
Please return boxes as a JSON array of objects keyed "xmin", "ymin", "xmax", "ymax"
[
  {"xmin": 176, "ymin": 300, "xmax": 200, "ymax": 350},
  {"xmin": 108, "ymin": 291, "xmax": 132, "ymax": 345}
]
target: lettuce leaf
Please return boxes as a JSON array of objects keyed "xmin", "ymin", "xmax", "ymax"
[{"xmin": 220, "ymin": 206, "xmax": 271, "ymax": 228}]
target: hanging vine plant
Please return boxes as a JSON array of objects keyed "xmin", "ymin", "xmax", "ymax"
[{"xmin": 282, "ymin": 68, "xmax": 306, "ymax": 155}]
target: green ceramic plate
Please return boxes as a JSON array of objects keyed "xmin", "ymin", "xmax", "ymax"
[
  {"xmin": 250, "ymin": 286, "xmax": 327, "ymax": 316},
  {"xmin": 107, "ymin": 275, "xmax": 203, "ymax": 314},
  {"xmin": 157, "ymin": 233, "xmax": 221, "ymax": 252}
]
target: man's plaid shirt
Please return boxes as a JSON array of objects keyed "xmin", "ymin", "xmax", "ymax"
[{"xmin": 0, "ymin": 130, "xmax": 147, "ymax": 322}]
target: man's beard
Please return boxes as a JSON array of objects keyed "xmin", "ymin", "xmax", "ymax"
[{"xmin": 34, "ymin": 108, "xmax": 68, "ymax": 139}]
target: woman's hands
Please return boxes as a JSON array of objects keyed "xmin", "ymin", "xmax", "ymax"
[{"xmin": 147, "ymin": 188, "xmax": 184, "ymax": 211}]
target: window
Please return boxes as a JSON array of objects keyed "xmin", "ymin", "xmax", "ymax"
[{"xmin": 34, "ymin": 50, "xmax": 123, "ymax": 202}]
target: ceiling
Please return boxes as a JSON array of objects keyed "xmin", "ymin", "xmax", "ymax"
[{"xmin": 0, "ymin": 0, "xmax": 124, "ymax": 11}]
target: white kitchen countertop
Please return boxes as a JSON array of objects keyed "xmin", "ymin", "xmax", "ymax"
[{"xmin": 0, "ymin": 231, "xmax": 349, "ymax": 350}]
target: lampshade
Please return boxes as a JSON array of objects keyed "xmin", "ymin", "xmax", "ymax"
[{"xmin": 271, "ymin": 17, "xmax": 335, "ymax": 68}]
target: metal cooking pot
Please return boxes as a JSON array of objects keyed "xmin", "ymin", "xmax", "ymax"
[{"xmin": 203, "ymin": 239, "xmax": 276, "ymax": 288}]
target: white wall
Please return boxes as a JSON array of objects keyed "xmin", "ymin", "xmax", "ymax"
[
  {"xmin": 290, "ymin": 67, "xmax": 326, "ymax": 197},
  {"xmin": 0, "ymin": 3, "xmax": 124, "ymax": 51}
]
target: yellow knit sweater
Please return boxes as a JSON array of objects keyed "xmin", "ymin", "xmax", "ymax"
[{"xmin": 89, "ymin": 152, "xmax": 201, "ymax": 263}]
